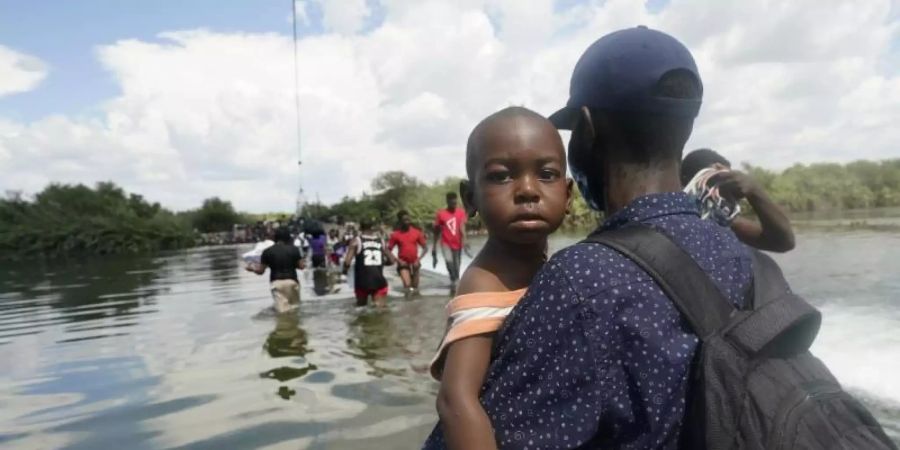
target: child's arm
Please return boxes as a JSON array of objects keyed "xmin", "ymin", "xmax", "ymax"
[
  {"xmin": 437, "ymin": 334, "xmax": 498, "ymax": 450},
  {"xmin": 718, "ymin": 171, "xmax": 795, "ymax": 252}
]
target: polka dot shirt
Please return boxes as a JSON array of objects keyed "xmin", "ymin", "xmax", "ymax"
[{"xmin": 423, "ymin": 192, "xmax": 753, "ymax": 449}]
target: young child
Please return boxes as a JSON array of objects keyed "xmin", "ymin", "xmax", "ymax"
[{"xmin": 424, "ymin": 107, "xmax": 572, "ymax": 450}]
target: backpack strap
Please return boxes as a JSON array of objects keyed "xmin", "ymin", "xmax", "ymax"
[
  {"xmin": 724, "ymin": 251, "xmax": 822, "ymax": 356},
  {"xmin": 582, "ymin": 225, "xmax": 734, "ymax": 340}
]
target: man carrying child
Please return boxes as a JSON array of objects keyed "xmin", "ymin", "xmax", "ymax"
[{"xmin": 454, "ymin": 26, "xmax": 754, "ymax": 449}]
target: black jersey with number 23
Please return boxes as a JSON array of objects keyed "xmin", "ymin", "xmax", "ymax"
[{"xmin": 354, "ymin": 235, "xmax": 388, "ymax": 291}]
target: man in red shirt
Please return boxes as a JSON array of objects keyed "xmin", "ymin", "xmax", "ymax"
[
  {"xmin": 388, "ymin": 210, "xmax": 428, "ymax": 297},
  {"xmin": 432, "ymin": 192, "xmax": 468, "ymax": 294}
]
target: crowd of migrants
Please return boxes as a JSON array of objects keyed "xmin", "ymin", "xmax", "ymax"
[{"xmin": 243, "ymin": 192, "xmax": 467, "ymax": 309}]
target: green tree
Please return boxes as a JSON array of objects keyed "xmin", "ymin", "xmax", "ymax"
[
  {"xmin": 0, "ymin": 181, "xmax": 195, "ymax": 258},
  {"xmin": 191, "ymin": 197, "xmax": 245, "ymax": 233}
]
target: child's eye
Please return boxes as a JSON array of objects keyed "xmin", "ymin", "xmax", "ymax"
[
  {"xmin": 538, "ymin": 168, "xmax": 561, "ymax": 181},
  {"xmin": 486, "ymin": 170, "xmax": 512, "ymax": 183}
]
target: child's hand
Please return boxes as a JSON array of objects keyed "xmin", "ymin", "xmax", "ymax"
[{"xmin": 716, "ymin": 171, "xmax": 760, "ymax": 201}]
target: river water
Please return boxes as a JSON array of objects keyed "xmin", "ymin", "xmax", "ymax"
[{"xmin": 1, "ymin": 225, "xmax": 899, "ymax": 448}]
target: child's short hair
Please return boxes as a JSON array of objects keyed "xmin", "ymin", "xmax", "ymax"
[
  {"xmin": 446, "ymin": 192, "xmax": 457, "ymax": 200},
  {"xmin": 397, "ymin": 210, "xmax": 409, "ymax": 219},
  {"xmin": 466, "ymin": 106, "xmax": 556, "ymax": 179},
  {"xmin": 681, "ymin": 148, "xmax": 731, "ymax": 185},
  {"xmin": 359, "ymin": 219, "xmax": 374, "ymax": 231}
]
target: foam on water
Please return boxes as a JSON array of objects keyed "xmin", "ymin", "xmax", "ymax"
[{"xmin": 813, "ymin": 303, "xmax": 900, "ymax": 405}]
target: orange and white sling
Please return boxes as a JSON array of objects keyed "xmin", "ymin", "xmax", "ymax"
[{"xmin": 429, "ymin": 288, "xmax": 526, "ymax": 380}]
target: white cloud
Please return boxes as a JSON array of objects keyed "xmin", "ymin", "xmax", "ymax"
[
  {"xmin": 315, "ymin": 0, "xmax": 371, "ymax": 34},
  {"xmin": 0, "ymin": 0, "xmax": 898, "ymax": 212},
  {"xmin": 293, "ymin": 0, "xmax": 310, "ymax": 26},
  {"xmin": 0, "ymin": 45, "xmax": 48, "ymax": 97}
]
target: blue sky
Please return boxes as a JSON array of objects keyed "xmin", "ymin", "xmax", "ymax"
[
  {"xmin": 0, "ymin": 0, "xmax": 319, "ymax": 120},
  {"xmin": 0, "ymin": 0, "xmax": 897, "ymax": 212}
]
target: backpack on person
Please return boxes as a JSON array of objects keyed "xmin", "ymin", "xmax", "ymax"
[{"xmin": 585, "ymin": 225, "xmax": 897, "ymax": 450}]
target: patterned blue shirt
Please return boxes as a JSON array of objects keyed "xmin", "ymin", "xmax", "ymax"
[{"xmin": 424, "ymin": 192, "xmax": 753, "ymax": 449}]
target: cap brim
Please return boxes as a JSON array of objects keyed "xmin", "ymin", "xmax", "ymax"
[{"xmin": 548, "ymin": 106, "xmax": 580, "ymax": 130}]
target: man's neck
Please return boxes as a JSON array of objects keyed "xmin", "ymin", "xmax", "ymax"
[{"xmin": 604, "ymin": 161, "xmax": 682, "ymax": 216}]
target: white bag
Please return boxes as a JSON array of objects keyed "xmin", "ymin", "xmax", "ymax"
[{"xmin": 241, "ymin": 240, "xmax": 274, "ymax": 265}]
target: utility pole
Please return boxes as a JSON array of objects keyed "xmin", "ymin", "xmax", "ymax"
[{"xmin": 292, "ymin": 0, "xmax": 305, "ymax": 217}]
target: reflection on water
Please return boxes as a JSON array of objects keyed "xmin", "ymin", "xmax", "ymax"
[
  {"xmin": 0, "ymin": 245, "xmax": 444, "ymax": 449},
  {"xmin": 0, "ymin": 253, "xmax": 164, "ymax": 346},
  {"xmin": 261, "ymin": 313, "xmax": 316, "ymax": 392},
  {"xmin": 1, "ymin": 228, "xmax": 899, "ymax": 448}
]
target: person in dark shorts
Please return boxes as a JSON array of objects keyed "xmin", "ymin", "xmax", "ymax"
[
  {"xmin": 388, "ymin": 210, "xmax": 428, "ymax": 297},
  {"xmin": 343, "ymin": 219, "xmax": 398, "ymax": 307},
  {"xmin": 246, "ymin": 227, "xmax": 305, "ymax": 313}
]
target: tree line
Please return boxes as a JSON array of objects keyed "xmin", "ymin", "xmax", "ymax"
[
  {"xmin": 306, "ymin": 158, "xmax": 900, "ymax": 227},
  {"xmin": 0, "ymin": 182, "xmax": 247, "ymax": 258},
  {"xmin": 3, "ymin": 158, "xmax": 898, "ymax": 258},
  {"xmin": 744, "ymin": 159, "xmax": 900, "ymax": 212}
]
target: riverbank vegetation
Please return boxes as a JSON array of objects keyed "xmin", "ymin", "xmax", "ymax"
[
  {"xmin": 4, "ymin": 159, "xmax": 898, "ymax": 258},
  {"xmin": 745, "ymin": 159, "xmax": 900, "ymax": 212},
  {"xmin": 0, "ymin": 182, "xmax": 246, "ymax": 258},
  {"xmin": 307, "ymin": 159, "xmax": 900, "ymax": 228}
]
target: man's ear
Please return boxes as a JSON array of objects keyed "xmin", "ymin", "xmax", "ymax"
[
  {"xmin": 575, "ymin": 106, "xmax": 596, "ymax": 145},
  {"xmin": 459, "ymin": 180, "xmax": 477, "ymax": 218}
]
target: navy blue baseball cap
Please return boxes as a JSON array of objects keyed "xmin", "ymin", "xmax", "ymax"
[{"xmin": 549, "ymin": 26, "xmax": 702, "ymax": 129}]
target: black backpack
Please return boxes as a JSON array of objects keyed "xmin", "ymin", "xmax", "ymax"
[{"xmin": 584, "ymin": 225, "xmax": 897, "ymax": 450}]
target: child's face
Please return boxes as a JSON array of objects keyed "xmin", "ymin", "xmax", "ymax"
[{"xmin": 466, "ymin": 115, "xmax": 571, "ymax": 244}]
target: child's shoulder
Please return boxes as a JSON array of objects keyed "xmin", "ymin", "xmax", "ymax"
[{"xmin": 456, "ymin": 264, "xmax": 513, "ymax": 296}]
